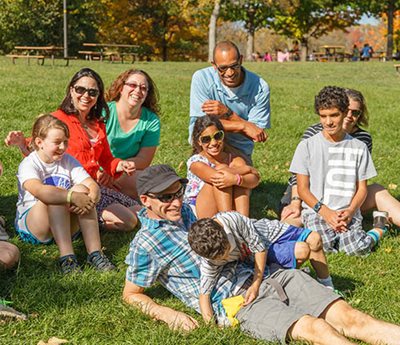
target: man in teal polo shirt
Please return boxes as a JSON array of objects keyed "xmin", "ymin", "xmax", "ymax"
[{"xmin": 189, "ymin": 41, "xmax": 270, "ymax": 162}]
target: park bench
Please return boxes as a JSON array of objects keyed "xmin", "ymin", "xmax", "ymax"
[
  {"xmin": 79, "ymin": 43, "xmax": 139, "ymax": 63},
  {"xmin": 394, "ymin": 64, "xmax": 400, "ymax": 73},
  {"xmin": 6, "ymin": 46, "xmax": 73, "ymax": 66}
]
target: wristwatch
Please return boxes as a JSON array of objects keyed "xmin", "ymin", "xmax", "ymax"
[
  {"xmin": 224, "ymin": 108, "xmax": 233, "ymax": 118},
  {"xmin": 291, "ymin": 196, "xmax": 301, "ymax": 201},
  {"xmin": 313, "ymin": 200, "xmax": 323, "ymax": 213}
]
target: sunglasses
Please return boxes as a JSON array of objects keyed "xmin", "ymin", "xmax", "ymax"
[
  {"xmin": 73, "ymin": 85, "xmax": 99, "ymax": 97},
  {"xmin": 124, "ymin": 82, "xmax": 148, "ymax": 93},
  {"xmin": 200, "ymin": 130, "xmax": 224, "ymax": 145},
  {"xmin": 147, "ymin": 184, "xmax": 186, "ymax": 203},
  {"xmin": 349, "ymin": 109, "xmax": 362, "ymax": 117},
  {"xmin": 213, "ymin": 61, "xmax": 241, "ymax": 74}
]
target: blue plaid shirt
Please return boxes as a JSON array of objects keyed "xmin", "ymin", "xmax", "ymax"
[{"xmin": 125, "ymin": 204, "xmax": 255, "ymax": 322}]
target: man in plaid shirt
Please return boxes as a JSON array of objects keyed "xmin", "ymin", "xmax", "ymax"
[{"xmin": 122, "ymin": 164, "xmax": 400, "ymax": 344}]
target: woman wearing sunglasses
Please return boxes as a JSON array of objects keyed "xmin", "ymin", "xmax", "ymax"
[
  {"xmin": 281, "ymin": 88, "xmax": 400, "ymax": 229},
  {"xmin": 101, "ymin": 69, "xmax": 161, "ymax": 199},
  {"xmin": 184, "ymin": 116, "xmax": 260, "ymax": 218},
  {"xmin": 5, "ymin": 68, "xmax": 139, "ymax": 232}
]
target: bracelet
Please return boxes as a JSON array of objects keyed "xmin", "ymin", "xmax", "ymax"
[
  {"xmin": 291, "ymin": 196, "xmax": 301, "ymax": 201},
  {"xmin": 236, "ymin": 174, "xmax": 243, "ymax": 186},
  {"xmin": 67, "ymin": 190, "xmax": 74, "ymax": 204}
]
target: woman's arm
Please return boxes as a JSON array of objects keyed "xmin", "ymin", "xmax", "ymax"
[
  {"xmin": 190, "ymin": 161, "xmax": 219, "ymax": 184},
  {"xmin": 125, "ymin": 146, "xmax": 157, "ymax": 170}
]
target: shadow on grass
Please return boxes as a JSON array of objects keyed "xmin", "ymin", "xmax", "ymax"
[{"xmin": 251, "ymin": 180, "xmax": 288, "ymax": 219}]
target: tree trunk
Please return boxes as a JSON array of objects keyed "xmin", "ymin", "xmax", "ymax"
[
  {"xmin": 300, "ymin": 38, "xmax": 308, "ymax": 62},
  {"xmin": 246, "ymin": 30, "xmax": 254, "ymax": 61},
  {"xmin": 386, "ymin": 0, "xmax": 395, "ymax": 61},
  {"xmin": 208, "ymin": 0, "xmax": 220, "ymax": 62},
  {"xmin": 162, "ymin": 13, "xmax": 168, "ymax": 61}
]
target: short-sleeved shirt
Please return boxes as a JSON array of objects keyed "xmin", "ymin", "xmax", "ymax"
[
  {"xmin": 125, "ymin": 204, "xmax": 255, "ymax": 323},
  {"xmin": 184, "ymin": 154, "xmax": 215, "ymax": 203},
  {"xmin": 189, "ymin": 67, "xmax": 270, "ymax": 158},
  {"xmin": 289, "ymin": 132, "xmax": 377, "ymax": 218},
  {"xmin": 200, "ymin": 212, "xmax": 267, "ymax": 295},
  {"xmin": 105, "ymin": 101, "xmax": 160, "ymax": 160},
  {"xmin": 16, "ymin": 151, "xmax": 90, "ymax": 214}
]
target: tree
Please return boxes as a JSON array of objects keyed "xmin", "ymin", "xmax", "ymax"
[
  {"xmin": 208, "ymin": 0, "xmax": 221, "ymax": 61},
  {"xmin": 221, "ymin": 0, "xmax": 274, "ymax": 60},
  {"xmin": 355, "ymin": 0, "xmax": 400, "ymax": 60},
  {"xmin": 0, "ymin": 0, "xmax": 104, "ymax": 54},
  {"xmin": 269, "ymin": 0, "xmax": 361, "ymax": 61}
]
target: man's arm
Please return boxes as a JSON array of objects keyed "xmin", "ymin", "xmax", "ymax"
[
  {"xmin": 122, "ymin": 280, "xmax": 199, "ymax": 331},
  {"xmin": 338, "ymin": 179, "xmax": 367, "ymax": 225}
]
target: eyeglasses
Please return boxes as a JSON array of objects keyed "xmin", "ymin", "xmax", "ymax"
[
  {"xmin": 73, "ymin": 86, "xmax": 99, "ymax": 97},
  {"xmin": 213, "ymin": 61, "xmax": 241, "ymax": 74},
  {"xmin": 349, "ymin": 109, "xmax": 362, "ymax": 117},
  {"xmin": 124, "ymin": 82, "xmax": 148, "ymax": 93},
  {"xmin": 200, "ymin": 130, "xmax": 224, "ymax": 144},
  {"xmin": 147, "ymin": 184, "xmax": 186, "ymax": 203}
]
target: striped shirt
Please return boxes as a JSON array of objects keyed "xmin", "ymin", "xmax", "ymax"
[
  {"xmin": 125, "ymin": 204, "xmax": 254, "ymax": 323},
  {"xmin": 288, "ymin": 123, "xmax": 372, "ymax": 186},
  {"xmin": 200, "ymin": 211, "xmax": 290, "ymax": 295}
]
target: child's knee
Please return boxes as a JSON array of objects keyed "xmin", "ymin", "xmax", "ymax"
[
  {"xmin": 295, "ymin": 242, "xmax": 311, "ymax": 262},
  {"xmin": 71, "ymin": 184, "xmax": 89, "ymax": 193},
  {"xmin": 306, "ymin": 231, "xmax": 323, "ymax": 251}
]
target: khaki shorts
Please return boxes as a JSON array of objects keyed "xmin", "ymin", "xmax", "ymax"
[{"xmin": 236, "ymin": 269, "xmax": 340, "ymax": 343}]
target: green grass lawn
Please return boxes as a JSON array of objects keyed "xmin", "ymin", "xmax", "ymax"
[{"xmin": 0, "ymin": 57, "xmax": 400, "ymax": 344}]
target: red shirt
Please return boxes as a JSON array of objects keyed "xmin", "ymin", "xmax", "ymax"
[{"xmin": 52, "ymin": 110, "xmax": 121, "ymax": 179}]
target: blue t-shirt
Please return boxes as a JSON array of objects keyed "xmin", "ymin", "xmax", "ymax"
[{"xmin": 189, "ymin": 67, "xmax": 270, "ymax": 158}]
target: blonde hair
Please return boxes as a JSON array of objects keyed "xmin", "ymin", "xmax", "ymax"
[{"xmin": 31, "ymin": 114, "xmax": 70, "ymax": 151}]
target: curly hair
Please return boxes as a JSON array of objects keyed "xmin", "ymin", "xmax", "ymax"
[
  {"xmin": 188, "ymin": 218, "xmax": 230, "ymax": 260},
  {"xmin": 191, "ymin": 116, "xmax": 225, "ymax": 154},
  {"xmin": 31, "ymin": 114, "xmax": 70, "ymax": 151},
  {"xmin": 59, "ymin": 68, "xmax": 109, "ymax": 122},
  {"xmin": 345, "ymin": 88, "xmax": 369, "ymax": 127},
  {"xmin": 314, "ymin": 86, "xmax": 349, "ymax": 115},
  {"xmin": 105, "ymin": 69, "xmax": 160, "ymax": 115}
]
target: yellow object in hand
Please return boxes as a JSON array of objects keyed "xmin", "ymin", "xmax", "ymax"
[{"xmin": 221, "ymin": 295, "xmax": 245, "ymax": 327}]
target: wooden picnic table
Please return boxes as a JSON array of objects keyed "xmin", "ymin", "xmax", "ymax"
[
  {"xmin": 79, "ymin": 43, "xmax": 139, "ymax": 63},
  {"xmin": 7, "ymin": 46, "xmax": 72, "ymax": 66}
]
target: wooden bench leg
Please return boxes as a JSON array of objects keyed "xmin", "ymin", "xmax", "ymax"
[{"xmin": 12, "ymin": 57, "xmax": 16, "ymax": 64}]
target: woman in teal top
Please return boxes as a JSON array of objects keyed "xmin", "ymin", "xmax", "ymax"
[{"xmin": 104, "ymin": 69, "xmax": 161, "ymax": 198}]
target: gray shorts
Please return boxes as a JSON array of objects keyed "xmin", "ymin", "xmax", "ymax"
[{"xmin": 236, "ymin": 269, "xmax": 340, "ymax": 344}]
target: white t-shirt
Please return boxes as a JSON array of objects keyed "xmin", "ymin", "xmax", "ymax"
[
  {"xmin": 16, "ymin": 151, "xmax": 90, "ymax": 214},
  {"xmin": 289, "ymin": 132, "xmax": 376, "ymax": 218}
]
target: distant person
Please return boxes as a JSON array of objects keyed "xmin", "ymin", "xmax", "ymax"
[
  {"xmin": 361, "ymin": 43, "xmax": 373, "ymax": 61},
  {"xmin": 277, "ymin": 49, "xmax": 289, "ymax": 63},
  {"xmin": 189, "ymin": 40, "xmax": 270, "ymax": 164},
  {"xmin": 289, "ymin": 86, "xmax": 388, "ymax": 255},
  {"xmin": 5, "ymin": 68, "xmax": 139, "ymax": 232},
  {"xmin": 15, "ymin": 114, "xmax": 116, "ymax": 274},
  {"xmin": 352, "ymin": 44, "xmax": 360, "ymax": 61},
  {"xmin": 184, "ymin": 116, "xmax": 260, "ymax": 218},
  {"xmin": 263, "ymin": 51, "xmax": 272, "ymax": 62},
  {"xmin": 291, "ymin": 40, "xmax": 300, "ymax": 61},
  {"xmin": 104, "ymin": 69, "xmax": 161, "ymax": 199}
]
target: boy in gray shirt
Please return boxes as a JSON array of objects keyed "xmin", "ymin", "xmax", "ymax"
[{"xmin": 290, "ymin": 86, "xmax": 388, "ymax": 255}]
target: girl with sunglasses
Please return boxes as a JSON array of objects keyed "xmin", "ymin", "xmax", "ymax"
[
  {"xmin": 184, "ymin": 116, "xmax": 260, "ymax": 218},
  {"xmin": 102, "ymin": 69, "xmax": 161, "ymax": 199},
  {"xmin": 281, "ymin": 88, "xmax": 400, "ymax": 230},
  {"xmin": 5, "ymin": 68, "xmax": 139, "ymax": 232}
]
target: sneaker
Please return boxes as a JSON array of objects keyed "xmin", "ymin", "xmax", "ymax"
[
  {"xmin": 87, "ymin": 251, "xmax": 116, "ymax": 272},
  {"xmin": 0, "ymin": 301, "xmax": 27, "ymax": 321},
  {"xmin": 373, "ymin": 211, "xmax": 389, "ymax": 230},
  {"xmin": 0, "ymin": 216, "xmax": 9, "ymax": 241},
  {"xmin": 59, "ymin": 254, "xmax": 81, "ymax": 275}
]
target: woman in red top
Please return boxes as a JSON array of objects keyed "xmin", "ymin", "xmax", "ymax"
[{"xmin": 5, "ymin": 68, "xmax": 138, "ymax": 232}]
